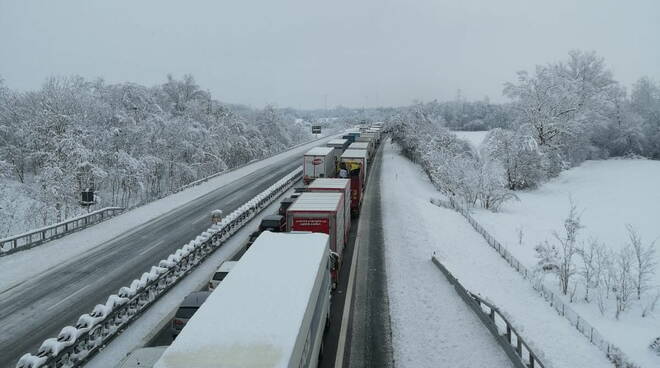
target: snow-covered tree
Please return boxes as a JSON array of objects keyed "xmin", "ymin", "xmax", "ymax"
[
  {"xmin": 626, "ymin": 225, "xmax": 657, "ymax": 300},
  {"xmin": 535, "ymin": 201, "xmax": 583, "ymax": 295},
  {"xmin": 482, "ymin": 128, "xmax": 544, "ymax": 190}
]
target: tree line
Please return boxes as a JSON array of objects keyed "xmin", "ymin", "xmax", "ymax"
[{"xmin": 0, "ymin": 75, "xmax": 314, "ymax": 235}]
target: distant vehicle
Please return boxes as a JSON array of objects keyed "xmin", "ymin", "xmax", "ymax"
[
  {"xmin": 303, "ymin": 146, "xmax": 336, "ymax": 184},
  {"xmin": 171, "ymin": 291, "xmax": 211, "ymax": 337},
  {"xmin": 115, "ymin": 346, "xmax": 167, "ymax": 368},
  {"xmin": 210, "ymin": 209, "xmax": 223, "ymax": 224},
  {"xmin": 154, "ymin": 232, "xmax": 332, "ymax": 368},
  {"xmin": 208, "ymin": 261, "xmax": 237, "ymax": 291}
]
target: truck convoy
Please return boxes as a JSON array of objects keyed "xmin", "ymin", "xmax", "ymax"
[{"xmin": 155, "ymin": 123, "xmax": 384, "ymax": 368}]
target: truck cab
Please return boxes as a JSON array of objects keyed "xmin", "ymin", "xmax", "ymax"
[{"xmin": 259, "ymin": 214, "xmax": 286, "ymax": 232}]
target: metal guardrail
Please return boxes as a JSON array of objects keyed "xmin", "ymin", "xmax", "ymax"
[
  {"xmin": 430, "ymin": 197, "xmax": 638, "ymax": 368},
  {"xmin": 16, "ymin": 168, "xmax": 302, "ymax": 368},
  {"xmin": 0, "ymin": 207, "xmax": 124, "ymax": 256},
  {"xmin": 432, "ymin": 255, "xmax": 544, "ymax": 368}
]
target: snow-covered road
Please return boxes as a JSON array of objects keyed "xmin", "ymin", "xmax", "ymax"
[{"xmin": 380, "ymin": 140, "xmax": 611, "ymax": 368}]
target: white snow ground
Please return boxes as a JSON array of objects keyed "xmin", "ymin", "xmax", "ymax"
[
  {"xmin": 0, "ymin": 136, "xmax": 336, "ymax": 293},
  {"xmin": 472, "ymin": 159, "xmax": 660, "ymax": 367},
  {"xmin": 381, "ymin": 140, "xmax": 611, "ymax": 368}
]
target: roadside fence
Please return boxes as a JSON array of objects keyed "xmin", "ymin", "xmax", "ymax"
[
  {"xmin": 430, "ymin": 197, "xmax": 638, "ymax": 368},
  {"xmin": 0, "ymin": 208, "xmax": 124, "ymax": 256},
  {"xmin": 15, "ymin": 168, "xmax": 302, "ymax": 368},
  {"xmin": 431, "ymin": 255, "xmax": 545, "ymax": 368}
]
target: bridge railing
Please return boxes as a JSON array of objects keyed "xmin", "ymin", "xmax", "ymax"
[
  {"xmin": 0, "ymin": 207, "xmax": 124, "ymax": 256},
  {"xmin": 15, "ymin": 168, "xmax": 302, "ymax": 368},
  {"xmin": 431, "ymin": 255, "xmax": 545, "ymax": 368},
  {"xmin": 430, "ymin": 197, "xmax": 637, "ymax": 367}
]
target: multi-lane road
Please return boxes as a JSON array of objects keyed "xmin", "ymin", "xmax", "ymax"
[
  {"xmin": 0, "ymin": 148, "xmax": 307, "ymax": 367},
  {"xmin": 0, "ymin": 136, "xmax": 398, "ymax": 368}
]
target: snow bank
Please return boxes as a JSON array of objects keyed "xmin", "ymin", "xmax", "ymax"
[{"xmin": 380, "ymin": 140, "xmax": 611, "ymax": 368}]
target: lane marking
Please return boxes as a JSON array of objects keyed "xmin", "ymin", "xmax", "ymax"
[
  {"xmin": 46, "ymin": 284, "xmax": 92, "ymax": 312},
  {"xmin": 138, "ymin": 240, "xmax": 165, "ymax": 256},
  {"xmin": 334, "ymin": 236, "xmax": 361, "ymax": 368}
]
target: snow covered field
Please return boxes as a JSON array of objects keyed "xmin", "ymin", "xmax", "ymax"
[
  {"xmin": 381, "ymin": 140, "xmax": 611, "ymax": 368},
  {"xmin": 472, "ymin": 159, "xmax": 660, "ymax": 367},
  {"xmin": 0, "ymin": 136, "xmax": 335, "ymax": 293},
  {"xmin": 452, "ymin": 130, "xmax": 489, "ymax": 149}
]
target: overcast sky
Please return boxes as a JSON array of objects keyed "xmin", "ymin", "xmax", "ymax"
[{"xmin": 1, "ymin": 0, "xmax": 658, "ymax": 109}]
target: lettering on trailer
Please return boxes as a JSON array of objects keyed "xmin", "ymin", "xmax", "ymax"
[
  {"xmin": 312, "ymin": 158, "xmax": 323, "ymax": 165},
  {"xmin": 312, "ymin": 125, "xmax": 322, "ymax": 134},
  {"xmin": 293, "ymin": 217, "xmax": 330, "ymax": 234}
]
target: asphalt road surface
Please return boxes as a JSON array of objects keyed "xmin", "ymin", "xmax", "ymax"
[
  {"xmin": 0, "ymin": 149, "xmax": 309, "ymax": 367},
  {"xmin": 344, "ymin": 142, "xmax": 395, "ymax": 367}
]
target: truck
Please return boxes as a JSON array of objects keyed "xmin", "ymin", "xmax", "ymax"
[
  {"xmin": 286, "ymin": 192, "xmax": 346, "ymax": 256},
  {"xmin": 340, "ymin": 149, "xmax": 368, "ymax": 215},
  {"xmin": 154, "ymin": 232, "xmax": 332, "ymax": 368},
  {"xmin": 306, "ymin": 178, "xmax": 351, "ymax": 242},
  {"xmin": 341, "ymin": 134, "xmax": 357, "ymax": 144},
  {"xmin": 303, "ymin": 146, "xmax": 336, "ymax": 184},
  {"xmin": 348, "ymin": 141, "xmax": 372, "ymax": 159},
  {"xmin": 326, "ymin": 138, "xmax": 350, "ymax": 151}
]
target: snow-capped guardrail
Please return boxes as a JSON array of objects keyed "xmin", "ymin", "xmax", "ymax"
[
  {"xmin": 431, "ymin": 197, "xmax": 638, "ymax": 368},
  {"xmin": 0, "ymin": 207, "xmax": 125, "ymax": 256},
  {"xmin": 431, "ymin": 255, "xmax": 545, "ymax": 368},
  {"xmin": 16, "ymin": 168, "xmax": 302, "ymax": 368}
]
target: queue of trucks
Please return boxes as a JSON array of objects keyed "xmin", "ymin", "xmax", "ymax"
[{"xmin": 125, "ymin": 123, "xmax": 385, "ymax": 368}]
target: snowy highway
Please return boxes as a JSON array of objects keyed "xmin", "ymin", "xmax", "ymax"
[{"xmin": 0, "ymin": 149, "xmax": 310, "ymax": 367}]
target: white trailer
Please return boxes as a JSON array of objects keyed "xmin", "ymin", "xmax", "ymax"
[
  {"xmin": 303, "ymin": 146, "xmax": 336, "ymax": 184},
  {"xmin": 155, "ymin": 232, "xmax": 332, "ymax": 368}
]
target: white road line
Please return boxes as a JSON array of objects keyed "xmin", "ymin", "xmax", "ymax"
[
  {"xmin": 334, "ymin": 235, "xmax": 361, "ymax": 368},
  {"xmin": 138, "ymin": 240, "xmax": 165, "ymax": 256},
  {"xmin": 46, "ymin": 284, "xmax": 93, "ymax": 312}
]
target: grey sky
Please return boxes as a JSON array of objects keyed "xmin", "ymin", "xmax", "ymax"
[{"xmin": 1, "ymin": 0, "xmax": 658, "ymax": 109}]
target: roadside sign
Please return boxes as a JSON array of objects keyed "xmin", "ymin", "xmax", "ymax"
[{"xmin": 312, "ymin": 125, "xmax": 322, "ymax": 134}]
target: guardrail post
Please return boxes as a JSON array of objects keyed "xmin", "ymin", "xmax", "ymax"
[
  {"xmin": 516, "ymin": 338, "xmax": 522, "ymax": 356},
  {"xmin": 506, "ymin": 325, "xmax": 512, "ymax": 344}
]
